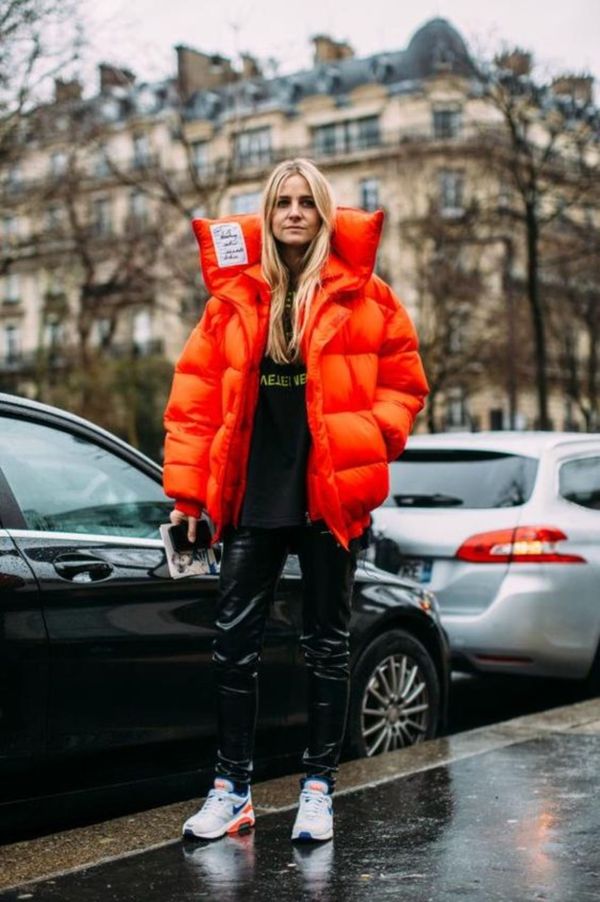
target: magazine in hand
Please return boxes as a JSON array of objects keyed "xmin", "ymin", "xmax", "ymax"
[{"xmin": 160, "ymin": 520, "xmax": 218, "ymax": 579}]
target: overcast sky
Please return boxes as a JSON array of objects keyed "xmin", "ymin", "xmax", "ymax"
[{"xmin": 80, "ymin": 0, "xmax": 600, "ymax": 88}]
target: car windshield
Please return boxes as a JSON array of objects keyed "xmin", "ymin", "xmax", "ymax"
[{"xmin": 384, "ymin": 449, "xmax": 539, "ymax": 509}]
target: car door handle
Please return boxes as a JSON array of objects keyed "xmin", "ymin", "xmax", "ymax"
[{"xmin": 54, "ymin": 554, "xmax": 114, "ymax": 583}]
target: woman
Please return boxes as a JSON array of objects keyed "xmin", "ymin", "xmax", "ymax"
[{"xmin": 163, "ymin": 158, "xmax": 428, "ymax": 842}]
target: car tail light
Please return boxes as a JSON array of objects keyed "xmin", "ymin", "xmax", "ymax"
[{"xmin": 456, "ymin": 526, "xmax": 586, "ymax": 564}]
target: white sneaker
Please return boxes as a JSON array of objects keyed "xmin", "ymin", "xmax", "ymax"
[
  {"xmin": 182, "ymin": 778, "xmax": 255, "ymax": 840},
  {"xmin": 291, "ymin": 778, "xmax": 334, "ymax": 842}
]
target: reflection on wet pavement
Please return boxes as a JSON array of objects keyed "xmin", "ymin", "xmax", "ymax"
[{"xmin": 2, "ymin": 733, "xmax": 599, "ymax": 900}]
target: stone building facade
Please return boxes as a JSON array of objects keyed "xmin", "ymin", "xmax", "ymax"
[{"xmin": 1, "ymin": 17, "xmax": 597, "ymax": 435}]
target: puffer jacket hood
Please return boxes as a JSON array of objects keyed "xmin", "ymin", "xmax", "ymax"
[
  {"xmin": 164, "ymin": 206, "xmax": 428, "ymax": 548},
  {"xmin": 191, "ymin": 207, "xmax": 384, "ymax": 298}
]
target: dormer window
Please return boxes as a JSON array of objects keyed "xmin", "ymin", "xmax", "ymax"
[{"xmin": 317, "ymin": 66, "xmax": 341, "ymax": 93}]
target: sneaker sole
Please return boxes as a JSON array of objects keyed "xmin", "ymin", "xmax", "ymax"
[
  {"xmin": 291, "ymin": 828, "xmax": 333, "ymax": 842},
  {"xmin": 182, "ymin": 807, "xmax": 256, "ymax": 841}
]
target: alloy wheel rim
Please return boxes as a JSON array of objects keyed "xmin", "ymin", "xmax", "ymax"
[{"xmin": 360, "ymin": 653, "xmax": 430, "ymax": 756}]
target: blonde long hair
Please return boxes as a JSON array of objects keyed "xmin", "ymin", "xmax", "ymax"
[{"xmin": 261, "ymin": 158, "xmax": 335, "ymax": 363}]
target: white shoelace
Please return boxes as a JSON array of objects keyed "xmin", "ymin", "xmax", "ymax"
[
  {"xmin": 300, "ymin": 790, "xmax": 329, "ymax": 820},
  {"xmin": 202, "ymin": 788, "xmax": 234, "ymax": 813}
]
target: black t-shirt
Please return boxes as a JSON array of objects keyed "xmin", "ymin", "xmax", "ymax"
[
  {"xmin": 240, "ymin": 354, "xmax": 311, "ymax": 528},
  {"xmin": 240, "ymin": 291, "xmax": 311, "ymax": 527}
]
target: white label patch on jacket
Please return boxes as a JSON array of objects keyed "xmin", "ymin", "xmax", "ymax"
[{"xmin": 210, "ymin": 222, "xmax": 249, "ymax": 267}]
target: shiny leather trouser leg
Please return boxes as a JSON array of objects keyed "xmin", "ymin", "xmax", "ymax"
[{"xmin": 213, "ymin": 524, "xmax": 357, "ymax": 788}]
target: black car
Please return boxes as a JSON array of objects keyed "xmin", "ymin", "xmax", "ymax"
[{"xmin": 0, "ymin": 393, "xmax": 449, "ymax": 815}]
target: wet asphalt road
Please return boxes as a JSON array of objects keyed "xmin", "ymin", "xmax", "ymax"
[{"xmin": 2, "ymin": 731, "xmax": 599, "ymax": 901}]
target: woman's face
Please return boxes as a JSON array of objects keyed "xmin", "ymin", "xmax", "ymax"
[{"xmin": 270, "ymin": 173, "xmax": 321, "ymax": 249}]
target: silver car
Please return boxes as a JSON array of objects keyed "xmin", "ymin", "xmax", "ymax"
[{"xmin": 370, "ymin": 432, "xmax": 600, "ymax": 683}]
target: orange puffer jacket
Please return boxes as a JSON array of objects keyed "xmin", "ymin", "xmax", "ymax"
[{"xmin": 163, "ymin": 207, "xmax": 428, "ymax": 549}]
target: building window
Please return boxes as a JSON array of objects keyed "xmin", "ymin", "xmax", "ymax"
[
  {"xmin": 2, "ymin": 274, "xmax": 20, "ymax": 304},
  {"xmin": 433, "ymin": 108, "xmax": 462, "ymax": 139},
  {"xmin": 191, "ymin": 140, "xmax": 209, "ymax": 175},
  {"xmin": 313, "ymin": 116, "xmax": 381, "ymax": 156},
  {"xmin": 445, "ymin": 387, "xmax": 468, "ymax": 429},
  {"xmin": 498, "ymin": 180, "xmax": 512, "ymax": 211},
  {"xmin": 45, "ymin": 271, "xmax": 64, "ymax": 300},
  {"xmin": 230, "ymin": 191, "xmax": 262, "ymax": 214},
  {"xmin": 489, "ymin": 408, "xmax": 505, "ymax": 430},
  {"xmin": 132, "ymin": 133, "xmax": 150, "ymax": 168},
  {"xmin": 439, "ymin": 170, "xmax": 464, "ymax": 217},
  {"xmin": 5, "ymin": 165, "xmax": 22, "ymax": 191},
  {"xmin": 359, "ymin": 178, "xmax": 380, "ymax": 212},
  {"xmin": 234, "ymin": 127, "xmax": 272, "ymax": 168},
  {"xmin": 91, "ymin": 197, "xmax": 112, "ymax": 236},
  {"xmin": 94, "ymin": 317, "xmax": 112, "ymax": 348},
  {"xmin": 3, "ymin": 324, "xmax": 21, "ymax": 362},
  {"xmin": 448, "ymin": 304, "xmax": 469, "ymax": 354},
  {"xmin": 129, "ymin": 190, "xmax": 147, "ymax": 225},
  {"xmin": 46, "ymin": 205, "xmax": 64, "ymax": 231},
  {"xmin": 2, "ymin": 215, "xmax": 19, "ymax": 244},
  {"xmin": 50, "ymin": 151, "xmax": 68, "ymax": 177},
  {"xmin": 133, "ymin": 309, "xmax": 152, "ymax": 353},
  {"xmin": 45, "ymin": 319, "xmax": 63, "ymax": 349},
  {"xmin": 95, "ymin": 145, "xmax": 110, "ymax": 178}
]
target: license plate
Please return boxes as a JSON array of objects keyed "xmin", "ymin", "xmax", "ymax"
[{"xmin": 398, "ymin": 557, "xmax": 433, "ymax": 584}]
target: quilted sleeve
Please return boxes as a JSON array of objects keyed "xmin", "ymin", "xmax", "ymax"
[
  {"xmin": 163, "ymin": 300, "xmax": 224, "ymax": 514},
  {"xmin": 372, "ymin": 282, "xmax": 429, "ymax": 461}
]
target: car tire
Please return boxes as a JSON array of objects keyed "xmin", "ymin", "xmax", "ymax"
[{"xmin": 347, "ymin": 629, "xmax": 440, "ymax": 759}]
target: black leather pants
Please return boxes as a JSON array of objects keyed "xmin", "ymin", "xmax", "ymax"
[{"xmin": 213, "ymin": 523, "xmax": 357, "ymax": 789}]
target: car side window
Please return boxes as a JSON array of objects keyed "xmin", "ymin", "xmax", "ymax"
[
  {"xmin": 0, "ymin": 415, "xmax": 172, "ymax": 537},
  {"xmin": 559, "ymin": 457, "xmax": 600, "ymax": 510}
]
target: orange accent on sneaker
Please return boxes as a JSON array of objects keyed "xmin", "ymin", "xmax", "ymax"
[
  {"xmin": 228, "ymin": 816, "xmax": 255, "ymax": 835},
  {"xmin": 227, "ymin": 802, "xmax": 256, "ymax": 835},
  {"xmin": 307, "ymin": 782, "xmax": 328, "ymax": 793}
]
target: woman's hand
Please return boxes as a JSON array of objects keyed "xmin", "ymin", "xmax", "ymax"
[{"xmin": 169, "ymin": 508, "xmax": 198, "ymax": 543}]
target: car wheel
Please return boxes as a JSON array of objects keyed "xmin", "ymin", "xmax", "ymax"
[{"xmin": 347, "ymin": 629, "xmax": 440, "ymax": 758}]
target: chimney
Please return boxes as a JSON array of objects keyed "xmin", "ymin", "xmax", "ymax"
[
  {"xmin": 54, "ymin": 78, "xmax": 83, "ymax": 103},
  {"xmin": 495, "ymin": 49, "xmax": 532, "ymax": 77},
  {"xmin": 551, "ymin": 74, "xmax": 594, "ymax": 105},
  {"xmin": 99, "ymin": 63, "xmax": 136, "ymax": 93},
  {"xmin": 312, "ymin": 35, "xmax": 354, "ymax": 66},
  {"xmin": 176, "ymin": 45, "xmax": 237, "ymax": 102},
  {"xmin": 241, "ymin": 53, "xmax": 262, "ymax": 80}
]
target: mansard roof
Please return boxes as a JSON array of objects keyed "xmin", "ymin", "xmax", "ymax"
[{"xmin": 183, "ymin": 18, "xmax": 476, "ymax": 122}]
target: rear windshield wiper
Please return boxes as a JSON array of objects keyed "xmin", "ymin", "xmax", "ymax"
[{"xmin": 392, "ymin": 493, "xmax": 464, "ymax": 507}]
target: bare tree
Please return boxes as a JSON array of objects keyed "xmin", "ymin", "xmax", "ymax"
[
  {"xmin": 19, "ymin": 100, "xmax": 170, "ymax": 448},
  {"xmin": 404, "ymin": 203, "xmax": 505, "ymax": 432},
  {"xmin": 0, "ymin": 0, "xmax": 81, "ymax": 160},
  {"xmin": 546, "ymin": 218, "xmax": 600, "ymax": 430},
  {"xmin": 478, "ymin": 50, "xmax": 599, "ymax": 429}
]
